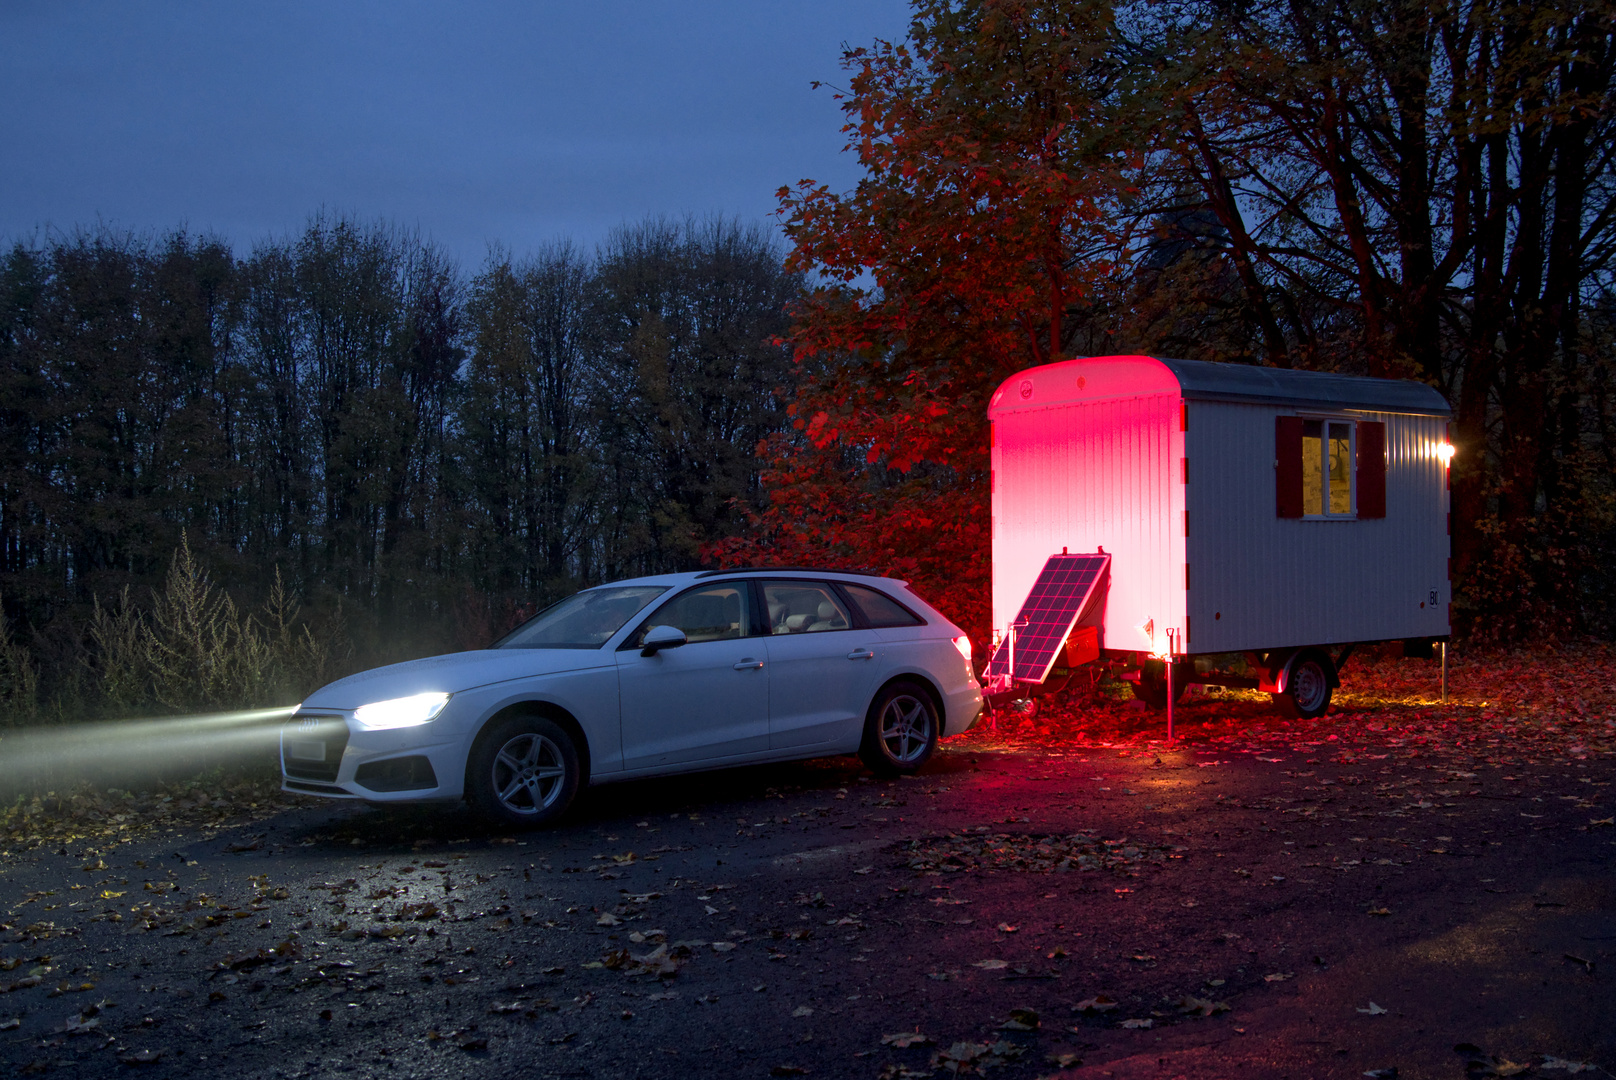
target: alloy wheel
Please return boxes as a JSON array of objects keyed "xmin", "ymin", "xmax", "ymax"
[
  {"xmin": 491, "ymin": 732, "xmax": 568, "ymax": 815},
  {"xmin": 878, "ymin": 694, "xmax": 934, "ymax": 765}
]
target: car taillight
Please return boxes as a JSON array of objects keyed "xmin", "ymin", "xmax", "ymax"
[{"xmin": 951, "ymin": 635, "xmax": 972, "ymax": 666}]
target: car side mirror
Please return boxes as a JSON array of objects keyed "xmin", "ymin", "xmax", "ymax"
[{"xmin": 640, "ymin": 624, "xmax": 688, "ymax": 657}]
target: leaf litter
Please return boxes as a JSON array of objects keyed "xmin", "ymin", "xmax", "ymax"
[{"xmin": 902, "ymin": 833, "xmax": 1177, "ymax": 876}]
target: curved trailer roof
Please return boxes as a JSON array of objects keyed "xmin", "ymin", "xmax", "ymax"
[{"xmin": 989, "ymin": 354, "xmax": 1451, "ymax": 417}]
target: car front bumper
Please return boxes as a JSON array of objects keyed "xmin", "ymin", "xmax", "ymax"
[{"xmin": 280, "ymin": 711, "xmax": 464, "ymax": 802}]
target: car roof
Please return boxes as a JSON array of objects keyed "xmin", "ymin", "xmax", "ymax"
[{"xmin": 593, "ymin": 567, "xmax": 909, "ymax": 590}]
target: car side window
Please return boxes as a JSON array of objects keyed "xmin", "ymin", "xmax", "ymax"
[
  {"xmin": 628, "ymin": 584, "xmax": 751, "ymax": 647},
  {"xmin": 840, "ymin": 584, "xmax": 924, "ymax": 628},
  {"xmin": 761, "ymin": 581, "xmax": 852, "ymax": 634}
]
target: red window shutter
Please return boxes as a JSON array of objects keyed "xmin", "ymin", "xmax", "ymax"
[
  {"xmin": 1275, "ymin": 416, "xmax": 1304, "ymax": 518},
  {"xmin": 1357, "ymin": 421, "xmax": 1386, "ymax": 518}
]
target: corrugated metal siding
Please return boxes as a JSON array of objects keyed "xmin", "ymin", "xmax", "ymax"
[
  {"xmin": 991, "ymin": 393, "xmax": 1185, "ymax": 655},
  {"xmin": 1185, "ymin": 403, "xmax": 1450, "ymax": 652}
]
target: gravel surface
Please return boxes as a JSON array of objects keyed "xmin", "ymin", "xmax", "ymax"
[{"xmin": 1, "ymin": 666, "xmax": 1612, "ymax": 1079}]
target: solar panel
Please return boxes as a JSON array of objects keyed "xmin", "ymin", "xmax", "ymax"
[{"xmin": 987, "ymin": 553, "xmax": 1110, "ymax": 685}]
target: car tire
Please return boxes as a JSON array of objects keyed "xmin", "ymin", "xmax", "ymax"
[
  {"xmin": 467, "ymin": 715, "xmax": 582, "ymax": 828},
  {"xmin": 1273, "ymin": 651, "xmax": 1334, "ymax": 719},
  {"xmin": 859, "ymin": 681, "xmax": 939, "ymax": 777}
]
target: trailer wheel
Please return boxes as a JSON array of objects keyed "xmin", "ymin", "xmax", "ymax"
[
  {"xmin": 1274, "ymin": 651, "xmax": 1333, "ymax": 719},
  {"xmin": 1132, "ymin": 662, "xmax": 1189, "ymax": 710}
]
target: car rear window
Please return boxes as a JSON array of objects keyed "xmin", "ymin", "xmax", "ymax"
[
  {"xmin": 761, "ymin": 581, "xmax": 852, "ymax": 634},
  {"xmin": 841, "ymin": 584, "xmax": 925, "ymax": 628}
]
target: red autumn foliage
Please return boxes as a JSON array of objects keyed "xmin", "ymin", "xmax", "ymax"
[{"xmin": 704, "ymin": 4, "xmax": 1127, "ymax": 648}]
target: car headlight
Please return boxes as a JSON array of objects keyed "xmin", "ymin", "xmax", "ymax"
[{"xmin": 353, "ymin": 692, "xmax": 451, "ymax": 730}]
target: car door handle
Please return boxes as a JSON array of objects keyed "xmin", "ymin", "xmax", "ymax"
[
  {"xmin": 846, "ymin": 649, "xmax": 875, "ymax": 661},
  {"xmin": 733, "ymin": 659, "xmax": 765, "ymax": 670}
]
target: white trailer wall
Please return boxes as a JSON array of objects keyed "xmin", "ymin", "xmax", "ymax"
[
  {"xmin": 1185, "ymin": 403, "xmax": 1450, "ymax": 653},
  {"xmin": 990, "ymin": 386, "xmax": 1185, "ymax": 657}
]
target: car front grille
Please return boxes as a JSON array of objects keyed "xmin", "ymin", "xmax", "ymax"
[{"xmin": 282, "ymin": 713, "xmax": 350, "ymax": 782}]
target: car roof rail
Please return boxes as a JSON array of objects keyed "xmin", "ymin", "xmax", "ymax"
[{"xmin": 693, "ymin": 565, "xmax": 889, "ymax": 579}]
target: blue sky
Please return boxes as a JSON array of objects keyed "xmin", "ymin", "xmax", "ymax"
[{"xmin": 0, "ymin": 1, "xmax": 912, "ymax": 266}]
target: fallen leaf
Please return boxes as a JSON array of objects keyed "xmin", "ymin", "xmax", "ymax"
[
  {"xmin": 596, "ymin": 913, "xmax": 620, "ymax": 927},
  {"xmin": 1120, "ymin": 1018, "xmax": 1153, "ymax": 1029},
  {"xmin": 881, "ymin": 1032, "xmax": 934, "ymax": 1048},
  {"xmin": 1175, "ymin": 995, "xmax": 1231, "ymax": 1017},
  {"xmin": 998, "ymin": 1007, "xmax": 1039, "ymax": 1031},
  {"xmin": 1461, "ymin": 1054, "xmax": 1531, "ymax": 1078},
  {"xmin": 1264, "ymin": 972, "xmax": 1293, "ymax": 982},
  {"xmin": 931, "ymin": 1040, "xmax": 1025, "ymax": 1071},
  {"xmin": 1367, "ymin": 907, "xmax": 1392, "ymax": 917},
  {"xmin": 997, "ymin": 923, "xmax": 1019, "ymax": 933},
  {"xmin": 972, "ymin": 959, "xmax": 1009, "ymax": 970},
  {"xmin": 1046, "ymin": 1051, "xmax": 1084, "ymax": 1068},
  {"xmin": 1072, "ymin": 995, "xmax": 1119, "ymax": 1013},
  {"xmin": 1358, "ymin": 1002, "xmax": 1388, "ymax": 1015},
  {"xmin": 1539, "ymin": 1056, "xmax": 1597, "ymax": 1073},
  {"xmin": 792, "ymin": 1006, "xmax": 814, "ymax": 1017}
]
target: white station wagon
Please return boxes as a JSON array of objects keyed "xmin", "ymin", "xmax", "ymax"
[{"xmin": 281, "ymin": 569, "xmax": 984, "ymax": 826}]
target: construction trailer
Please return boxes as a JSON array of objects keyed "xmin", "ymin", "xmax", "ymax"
[{"xmin": 985, "ymin": 354, "xmax": 1452, "ymax": 717}]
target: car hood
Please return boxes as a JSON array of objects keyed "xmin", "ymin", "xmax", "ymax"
[{"xmin": 300, "ymin": 648, "xmax": 614, "ymax": 710}]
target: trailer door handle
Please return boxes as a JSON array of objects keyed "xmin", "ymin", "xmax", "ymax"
[
  {"xmin": 846, "ymin": 649, "xmax": 875, "ymax": 661},
  {"xmin": 733, "ymin": 659, "xmax": 764, "ymax": 670}
]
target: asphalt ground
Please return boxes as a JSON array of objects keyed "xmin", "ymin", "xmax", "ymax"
[{"xmin": 0, "ymin": 657, "xmax": 1612, "ymax": 1080}]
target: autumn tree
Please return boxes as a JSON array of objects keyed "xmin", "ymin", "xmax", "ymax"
[
  {"xmin": 709, "ymin": 0, "xmax": 1136, "ymax": 645},
  {"xmin": 589, "ymin": 217, "xmax": 801, "ymax": 578},
  {"xmin": 458, "ymin": 243, "xmax": 597, "ymax": 603},
  {"xmin": 1134, "ymin": 0, "xmax": 1616, "ymax": 638}
]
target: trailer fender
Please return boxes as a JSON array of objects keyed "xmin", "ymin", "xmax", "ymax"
[{"xmin": 1261, "ymin": 648, "xmax": 1340, "ymax": 694}]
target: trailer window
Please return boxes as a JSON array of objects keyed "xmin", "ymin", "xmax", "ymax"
[
  {"xmin": 1328, "ymin": 423, "xmax": 1353, "ymax": 514},
  {"xmin": 1301, "ymin": 420, "xmax": 1354, "ymax": 517}
]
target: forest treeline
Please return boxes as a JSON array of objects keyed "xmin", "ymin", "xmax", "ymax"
[{"xmin": 0, "ymin": 214, "xmax": 800, "ymax": 719}]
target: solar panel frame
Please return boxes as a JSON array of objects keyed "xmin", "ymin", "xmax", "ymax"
[{"xmin": 987, "ymin": 553, "xmax": 1110, "ymax": 684}]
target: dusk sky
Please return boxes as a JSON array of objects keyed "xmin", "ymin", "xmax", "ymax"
[{"xmin": 0, "ymin": 1, "xmax": 912, "ymax": 266}]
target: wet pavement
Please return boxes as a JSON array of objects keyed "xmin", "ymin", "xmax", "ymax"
[{"xmin": 0, "ymin": 728, "xmax": 1611, "ymax": 1079}]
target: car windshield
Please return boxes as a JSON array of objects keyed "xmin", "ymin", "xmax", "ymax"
[{"xmin": 493, "ymin": 585, "xmax": 668, "ymax": 649}]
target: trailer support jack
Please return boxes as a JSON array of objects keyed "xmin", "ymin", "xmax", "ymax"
[{"xmin": 1165, "ymin": 628, "xmax": 1177, "ymax": 745}]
